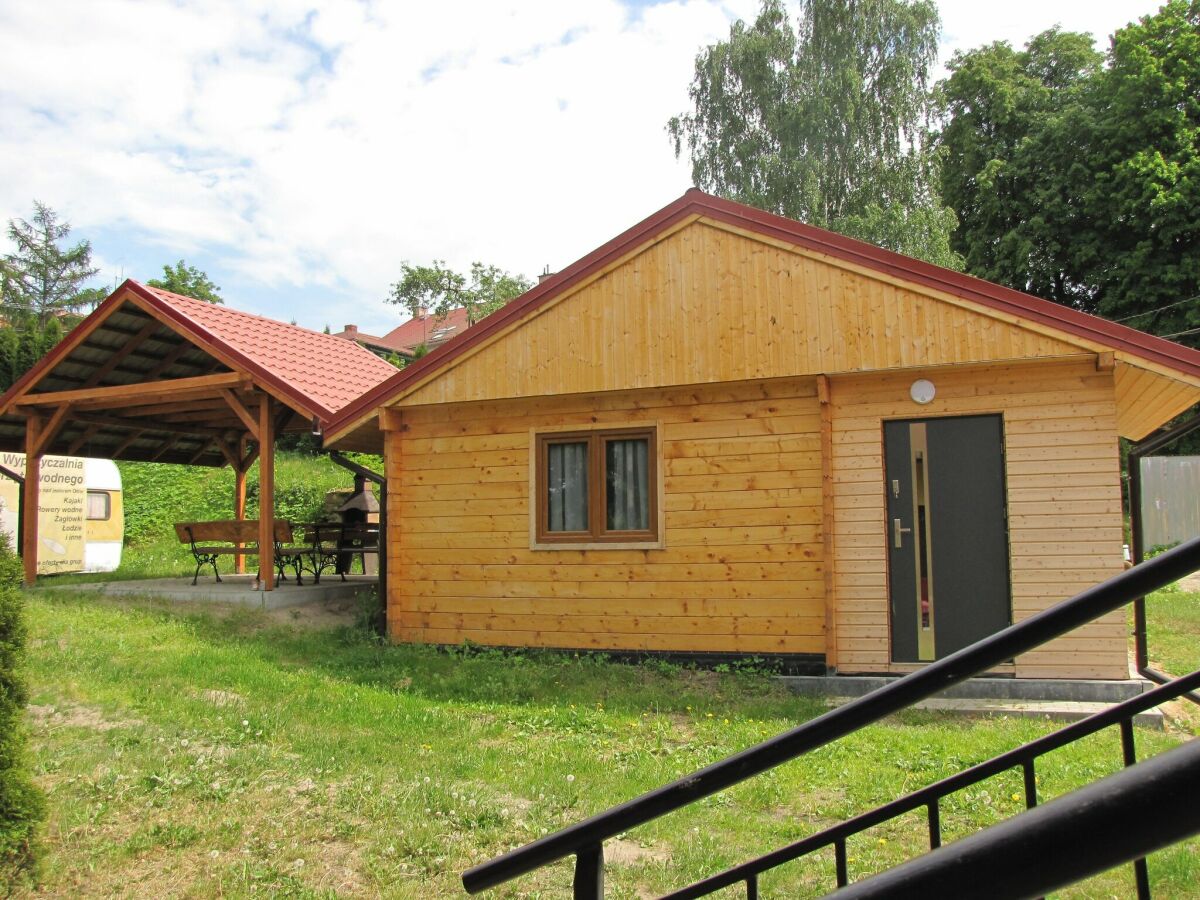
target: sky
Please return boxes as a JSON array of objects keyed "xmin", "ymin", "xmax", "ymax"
[{"xmin": 0, "ymin": 0, "xmax": 1159, "ymax": 336}]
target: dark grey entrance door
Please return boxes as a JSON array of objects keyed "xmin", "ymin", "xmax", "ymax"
[{"xmin": 884, "ymin": 415, "xmax": 1011, "ymax": 663}]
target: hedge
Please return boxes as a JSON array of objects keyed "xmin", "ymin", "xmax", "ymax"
[
  {"xmin": 116, "ymin": 453, "xmax": 381, "ymax": 545},
  {"xmin": 0, "ymin": 533, "xmax": 43, "ymax": 886}
]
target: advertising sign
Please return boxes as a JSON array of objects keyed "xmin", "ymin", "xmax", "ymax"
[{"xmin": 0, "ymin": 452, "xmax": 86, "ymax": 574}]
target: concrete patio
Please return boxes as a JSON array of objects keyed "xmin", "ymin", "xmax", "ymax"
[{"xmin": 55, "ymin": 573, "xmax": 378, "ymax": 609}]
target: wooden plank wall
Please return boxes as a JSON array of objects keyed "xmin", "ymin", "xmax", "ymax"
[
  {"xmin": 401, "ymin": 221, "xmax": 1086, "ymax": 408},
  {"xmin": 829, "ymin": 358, "xmax": 1128, "ymax": 679},
  {"xmin": 386, "ymin": 378, "xmax": 826, "ymax": 655}
]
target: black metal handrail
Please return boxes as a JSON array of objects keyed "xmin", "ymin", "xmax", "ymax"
[
  {"xmin": 462, "ymin": 536, "xmax": 1200, "ymax": 896},
  {"xmin": 662, "ymin": 667, "xmax": 1200, "ymax": 899},
  {"xmin": 829, "ymin": 738, "xmax": 1200, "ymax": 899}
]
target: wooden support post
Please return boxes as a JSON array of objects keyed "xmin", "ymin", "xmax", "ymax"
[
  {"xmin": 818, "ymin": 375, "xmax": 838, "ymax": 673},
  {"xmin": 235, "ymin": 436, "xmax": 248, "ymax": 575},
  {"xmin": 258, "ymin": 398, "xmax": 275, "ymax": 591},
  {"xmin": 22, "ymin": 413, "xmax": 42, "ymax": 586}
]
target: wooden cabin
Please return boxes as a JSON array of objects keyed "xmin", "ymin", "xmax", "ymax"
[{"xmin": 328, "ymin": 190, "xmax": 1200, "ymax": 680}]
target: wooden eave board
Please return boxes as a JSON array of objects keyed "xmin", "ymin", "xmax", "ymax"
[
  {"xmin": 1113, "ymin": 361, "xmax": 1200, "ymax": 440},
  {"xmin": 390, "ymin": 219, "xmax": 1096, "ymax": 408}
]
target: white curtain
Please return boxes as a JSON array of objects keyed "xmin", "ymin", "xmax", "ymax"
[
  {"xmin": 606, "ymin": 438, "xmax": 649, "ymax": 530},
  {"xmin": 547, "ymin": 442, "xmax": 588, "ymax": 531}
]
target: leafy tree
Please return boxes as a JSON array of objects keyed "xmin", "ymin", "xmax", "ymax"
[
  {"xmin": 0, "ymin": 318, "xmax": 63, "ymax": 392},
  {"xmin": 147, "ymin": 260, "xmax": 223, "ymax": 304},
  {"xmin": 388, "ymin": 261, "xmax": 532, "ymax": 327},
  {"xmin": 3, "ymin": 201, "xmax": 99, "ymax": 326},
  {"xmin": 935, "ymin": 3, "xmax": 1200, "ymax": 345},
  {"xmin": 667, "ymin": 0, "xmax": 961, "ymax": 267},
  {"xmin": 1083, "ymin": 0, "xmax": 1200, "ymax": 340},
  {"xmin": 934, "ymin": 29, "xmax": 1104, "ymax": 307}
]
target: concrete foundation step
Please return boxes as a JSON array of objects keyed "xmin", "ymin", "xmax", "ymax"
[
  {"xmin": 819, "ymin": 695, "xmax": 1164, "ymax": 729},
  {"xmin": 777, "ymin": 674, "xmax": 1150, "ymax": 703},
  {"xmin": 778, "ymin": 675, "xmax": 1165, "ymax": 729}
]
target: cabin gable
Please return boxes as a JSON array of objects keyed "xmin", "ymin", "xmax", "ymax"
[{"xmin": 398, "ymin": 220, "xmax": 1089, "ymax": 407}]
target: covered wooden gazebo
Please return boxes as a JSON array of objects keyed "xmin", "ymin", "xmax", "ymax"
[{"xmin": 0, "ymin": 280, "xmax": 397, "ymax": 588}]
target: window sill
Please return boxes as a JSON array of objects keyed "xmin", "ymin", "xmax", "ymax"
[{"xmin": 530, "ymin": 538, "xmax": 665, "ymax": 551}]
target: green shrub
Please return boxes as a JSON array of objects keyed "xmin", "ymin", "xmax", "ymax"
[
  {"xmin": 0, "ymin": 533, "xmax": 43, "ymax": 886},
  {"xmin": 117, "ymin": 453, "xmax": 364, "ymax": 545}
]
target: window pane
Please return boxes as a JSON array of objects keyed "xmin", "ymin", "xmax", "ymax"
[
  {"xmin": 606, "ymin": 438, "xmax": 649, "ymax": 531},
  {"xmin": 546, "ymin": 441, "xmax": 588, "ymax": 532},
  {"xmin": 86, "ymin": 490, "xmax": 110, "ymax": 521}
]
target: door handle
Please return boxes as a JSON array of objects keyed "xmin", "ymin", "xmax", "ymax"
[{"xmin": 893, "ymin": 518, "xmax": 912, "ymax": 549}]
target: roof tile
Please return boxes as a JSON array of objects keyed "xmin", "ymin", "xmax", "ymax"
[{"xmin": 140, "ymin": 285, "xmax": 399, "ymax": 417}]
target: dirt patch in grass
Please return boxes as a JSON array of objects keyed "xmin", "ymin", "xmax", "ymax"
[
  {"xmin": 27, "ymin": 704, "xmax": 143, "ymax": 732},
  {"xmin": 301, "ymin": 838, "xmax": 369, "ymax": 895},
  {"xmin": 199, "ymin": 689, "xmax": 246, "ymax": 707},
  {"xmin": 607, "ymin": 838, "xmax": 671, "ymax": 866},
  {"xmin": 1161, "ymin": 699, "xmax": 1200, "ymax": 735},
  {"xmin": 263, "ymin": 598, "xmax": 360, "ymax": 630}
]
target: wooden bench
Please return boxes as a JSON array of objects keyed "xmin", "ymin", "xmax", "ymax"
[
  {"xmin": 174, "ymin": 519, "xmax": 294, "ymax": 586},
  {"xmin": 278, "ymin": 522, "xmax": 380, "ymax": 585}
]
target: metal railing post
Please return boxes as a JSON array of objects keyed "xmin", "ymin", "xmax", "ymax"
[{"xmin": 573, "ymin": 844, "xmax": 603, "ymax": 899}]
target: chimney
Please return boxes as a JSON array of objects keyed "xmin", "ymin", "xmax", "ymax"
[
  {"xmin": 417, "ymin": 306, "xmax": 429, "ymax": 319},
  {"xmin": 538, "ymin": 265, "xmax": 554, "ymax": 284},
  {"xmin": 343, "ymin": 324, "xmax": 358, "ymax": 335}
]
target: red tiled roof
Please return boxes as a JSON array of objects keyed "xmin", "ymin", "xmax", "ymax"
[
  {"xmin": 381, "ymin": 307, "xmax": 470, "ymax": 351},
  {"xmin": 325, "ymin": 188, "xmax": 1200, "ymax": 443},
  {"xmin": 132, "ymin": 283, "xmax": 399, "ymax": 419}
]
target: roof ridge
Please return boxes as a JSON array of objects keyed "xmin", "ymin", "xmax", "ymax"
[
  {"xmin": 140, "ymin": 282, "xmax": 386, "ymax": 351},
  {"xmin": 323, "ymin": 189, "xmax": 1200, "ymax": 445}
]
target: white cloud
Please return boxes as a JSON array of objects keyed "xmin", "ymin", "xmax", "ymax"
[{"xmin": 0, "ymin": 0, "xmax": 1159, "ymax": 332}]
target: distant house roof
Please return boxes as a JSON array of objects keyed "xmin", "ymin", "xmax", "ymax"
[
  {"xmin": 381, "ymin": 307, "xmax": 470, "ymax": 352},
  {"xmin": 330, "ymin": 324, "xmax": 406, "ymax": 357},
  {"xmin": 324, "ymin": 188, "xmax": 1200, "ymax": 448},
  {"xmin": 333, "ymin": 308, "xmax": 470, "ymax": 356}
]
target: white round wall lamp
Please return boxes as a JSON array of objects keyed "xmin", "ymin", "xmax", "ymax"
[{"xmin": 909, "ymin": 379, "xmax": 936, "ymax": 405}]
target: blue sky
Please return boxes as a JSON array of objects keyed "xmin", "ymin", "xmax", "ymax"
[{"xmin": 0, "ymin": 0, "xmax": 1155, "ymax": 336}]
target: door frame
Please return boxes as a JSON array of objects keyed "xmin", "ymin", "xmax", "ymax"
[{"xmin": 881, "ymin": 412, "xmax": 1015, "ymax": 667}]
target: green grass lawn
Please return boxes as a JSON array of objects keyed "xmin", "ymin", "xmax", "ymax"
[
  {"xmin": 1145, "ymin": 587, "xmax": 1200, "ymax": 677},
  {"xmin": 14, "ymin": 589, "xmax": 1199, "ymax": 898}
]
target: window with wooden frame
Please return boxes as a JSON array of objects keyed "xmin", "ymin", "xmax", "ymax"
[{"xmin": 535, "ymin": 427, "xmax": 658, "ymax": 544}]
